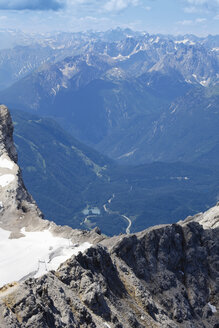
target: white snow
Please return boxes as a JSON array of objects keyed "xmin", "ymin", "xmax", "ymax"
[
  {"xmin": 153, "ymin": 36, "xmax": 160, "ymax": 43},
  {"xmin": 118, "ymin": 148, "xmax": 137, "ymax": 159},
  {"xmin": 60, "ymin": 64, "xmax": 77, "ymax": 78},
  {"xmin": 0, "ymin": 157, "xmax": 14, "ymax": 170},
  {"xmin": 175, "ymin": 39, "xmax": 189, "ymax": 44},
  {"xmin": 170, "ymin": 105, "xmax": 178, "ymax": 114},
  {"xmin": 175, "ymin": 39, "xmax": 195, "ymax": 45},
  {"xmin": 0, "ymin": 174, "xmax": 15, "ymax": 187},
  {"xmin": 0, "ymin": 227, "xmax": 92, "ymax": 287},
  {"xmin": 192, "ymin": 74, "xmax": 197, "ymax": 80},
  {"xmin": 200, "ymin": 78, "xmax": 210, "ymax": 87},
  {"xmin": 112, "ymin": 53, "xmax": 128, "ymax": 60},
  {"xmin": 51, "ymin": 88, "xmax": 56, "ymax": 96},
  {"xmin": 208, "ymin": 302, "xmax": 217, "ymax": 313},
  {"xmin": 104, "ymin": 323, "xmax": 112, "ymax": 328},
  {"xmin": 170, "ymin": 176, "xmax": 189, "ymax": 181}
]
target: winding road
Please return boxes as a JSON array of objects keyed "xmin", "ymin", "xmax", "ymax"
[
  {"xmin": 103, "ymin": 194, "xmax": 132, "ymax": 234},
  {"xmin": 121, "ymin": 215, "xmax": 132, "ymax": 234}
]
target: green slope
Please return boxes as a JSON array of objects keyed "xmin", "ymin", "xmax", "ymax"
[{"xmin": 11, "ymin": 109, "xmax": 219, "ymax": 236}]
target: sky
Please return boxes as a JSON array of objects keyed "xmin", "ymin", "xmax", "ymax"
[{"xmin": 0, "ymin": 0, "xmax": 218, "ymax": 36}]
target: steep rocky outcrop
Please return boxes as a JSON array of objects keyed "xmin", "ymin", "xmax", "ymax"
[
  {"xmin": 0, "ymin": 218, "xmax": 218, "ymax": 327},
  {"xmin": 0, "ymin": 105, "xmax": 103, "ymax": 239},
  {"xmin": 0, "ymin": 105, "xmax": 44, "ymax": 235},
  {"xmin": 0, "ymin": 105, "xmax": 104, "ymax": 286},
  {"xmin": 0, "ymin": 105, "xmax": 218, "ymax": 327}
]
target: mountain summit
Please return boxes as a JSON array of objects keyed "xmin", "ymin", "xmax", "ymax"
[{"xmin": 0, "ymin": 105, "xmax": 218, "ymax": 327}]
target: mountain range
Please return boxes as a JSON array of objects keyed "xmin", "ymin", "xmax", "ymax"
[
  {"xmin": 0, "ymin": 28, "xmax": 218, "ymax": 236},
  {"xmin": 0, "ymin": 30, "xmax": 218, "ymax": 165}
]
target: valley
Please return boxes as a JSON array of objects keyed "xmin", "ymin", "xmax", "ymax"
[
  {"xmin": 0, "ymin": 28, "xmax": 218, "ymax": 236},
  {"xmin": 8, "ymin": 108, "xmax": 219, "ymax": 236}
]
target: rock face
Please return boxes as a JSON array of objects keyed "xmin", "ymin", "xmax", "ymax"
[
  {"xmin": 0, "ymin": 105, "xmax": 44, "ymax": 235},
  {"xmin": 0, "ymin": 105, "xmax": 218, "ymax": 327},
  {"xmin": 180, "ymin": 204, "xmax": 219, "ymax": 230},
  {"xmin": 0, "ymin": 105, "xmax": 103, "ymax": 238},
  {"xmin": 0, "ymin": 220, "xmax": 218, "ymax": 328},
  {"xmin": 0, "ymin": 105, "xmax": 17, "ymax": 162},
  {"xmin": 0, "ymin": 105, "xmax": 104, "ymax": 286}
]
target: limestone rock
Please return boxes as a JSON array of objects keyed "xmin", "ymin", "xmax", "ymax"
[{"xmin": 0, "ymin": 220, "xmax": 218, "ymax": 327}]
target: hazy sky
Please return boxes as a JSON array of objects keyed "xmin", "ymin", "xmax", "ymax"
[{"xmin": 0, "ymin": 0, "xmax": 218, "ymax": 35}]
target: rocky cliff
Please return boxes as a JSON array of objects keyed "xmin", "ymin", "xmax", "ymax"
[
  {"xmin": 0, "ymin": 104, "xmax": 103, "ymax": 237},
  {"xmin": 0, "ymin": 105, "xmax": 218, "ymax": 327},
  {"xmin": 0, "ymin": 105, "xmax": 43, "ymax": 235}
]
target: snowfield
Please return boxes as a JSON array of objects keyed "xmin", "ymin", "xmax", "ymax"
[
  {"xmin": 0, "ymin": 174, "xmax": 15, "ymax": 187},
  {"xmin": 0, "ymin": 227, "xmax": 92, "ymax": 287},
  {"xmin": 0, "ymin": 156, "xmax": 14, "ymax": 170}
]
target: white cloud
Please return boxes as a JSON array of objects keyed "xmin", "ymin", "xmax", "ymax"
[
  {"xmin": 179, "ymin": 19, "xmax": 193, "ymax": 25},
  {"xmin": 64, "ymin": 0, "xmax": 140, "ymax": 14},
  {"xmin": 184, "ymin": 6, "xmax": 200, "ymax": 13},
  {"xmin": 186, "ymin": 0, "xmax": 208, "ymax": 4},
  {"xmin": 183, "ymin": 0, "xmax": 219, "ymax": 12},
  {"xmin": 187, "ymin": 0, "xmax": 218, "ymax": 4},
  {"xmin": 195, "ymin": 17, "xmax": 206, "ymax": 23},
  {"xmin": 178, "ymin": 17, "xmax": 207, "ymax": 25},
  {"xmin": 104, "ymin": 0, "xmax": 139, "ymax": 12}
]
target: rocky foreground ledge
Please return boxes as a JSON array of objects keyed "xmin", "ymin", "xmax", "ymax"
[{"xmin": 0, "ymin": 105, "xmax": 218, "ymax": 327}]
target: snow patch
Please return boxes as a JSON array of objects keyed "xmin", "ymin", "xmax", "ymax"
[
  {"xmin": 153, "ymin": 36, "xmax": 160, "ymax": 43},
  {"xmin": 175, "ymin": 39, "xmax": 195, "ymax": 45},
  {"xmin": 0, "ymin": 157, "xmax": 14, "ymax": 170},
  {"xmin": 118, "ymin": 149, "xmax": 137, "ymax": 159},
  {"xmin": 170, "ymin": 176, "xmax": 189, "ymax": 181},
  {"xmin": 0, "ymin": 227, "xmax": 92, "ymax": 287},
  {"xmin": 192, "ymin": 74, "xmax": 197, "ymax": 80},
  {"xmin": 200, "ymin": 78, "xmax": 210, "ymax": 87},
  {"xmin": 104, "ymin": 323, "xmax": 112, "ymax": 328},
  {"xmin": 51, "ymin": 88, "xmax": 56, "ymax": 96},
  {"xmin": 112, "ymin": 53, "xmax": 129, "ymax": 60},
  {"xmin": 60, "ymin": 64, "xmax": 77, "ymax": 78},
  {"xmin": 0, "ymin": 174, "xmax": 15, "ymax": 187},
  {"xmin": 170, "ymin": 105, "xmax": 178, "ymax": 114},
  {"xmin": 208, "ymin": 302, "xmax": 217, "ymax": 313}
]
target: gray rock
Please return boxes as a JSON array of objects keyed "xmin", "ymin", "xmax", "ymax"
[{"xmin": 0, "ymin": 220, "xmax": 218, "ymax": 327}]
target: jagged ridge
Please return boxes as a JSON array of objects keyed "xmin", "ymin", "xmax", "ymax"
[{"xmin": 0, "ymin": 219, "xmax": 218, "ymax": 327}]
